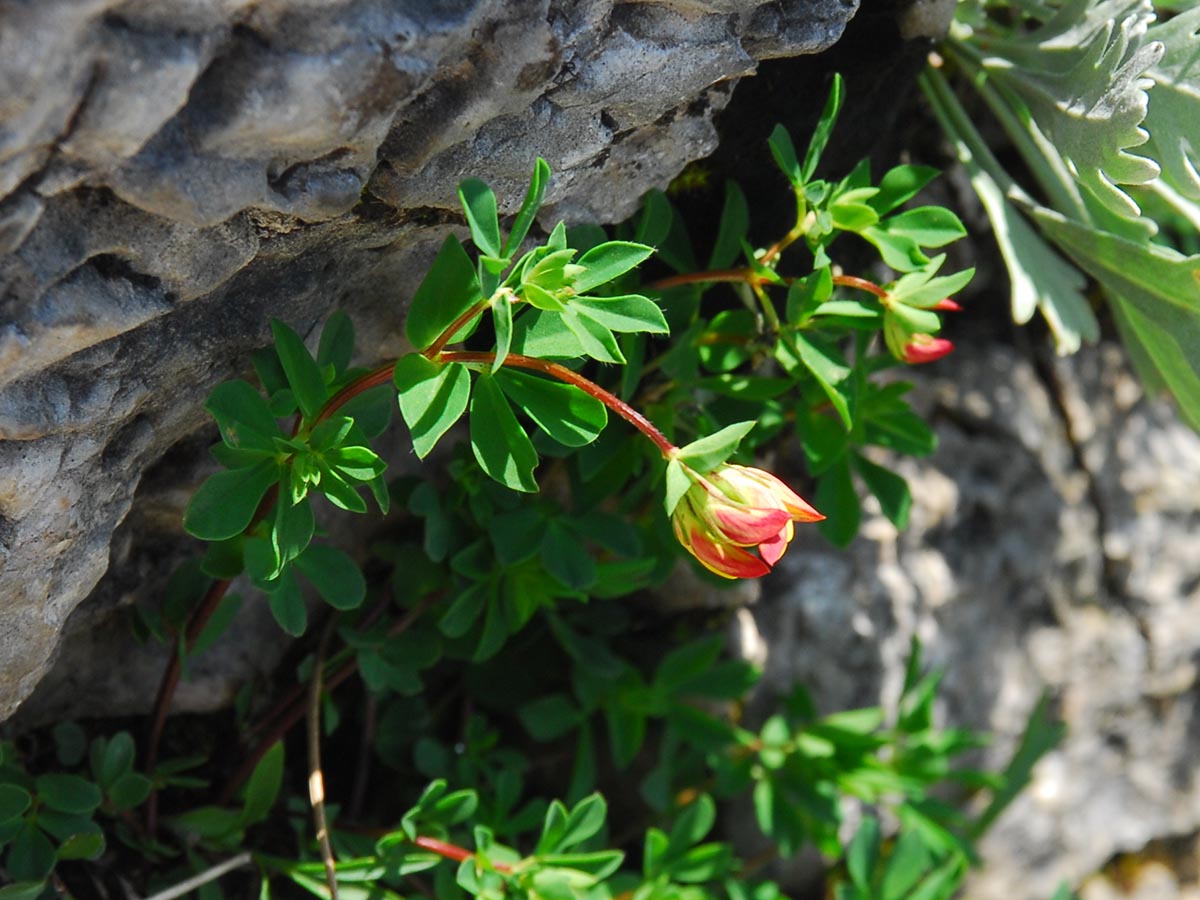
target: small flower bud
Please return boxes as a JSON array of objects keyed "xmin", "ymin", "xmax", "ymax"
[
  {"xmin": 902, "ymin": 334, "xmax": 954, "ymax": 364},
  {"xmin": 671, "ymin": 464, "xmax": 823, "ymax": 579}
]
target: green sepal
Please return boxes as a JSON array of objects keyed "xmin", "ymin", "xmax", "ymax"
[
  {"xmin": 675, "ymin": 421, "xmax": 755, "ymax": 473},
  {"xmin": 663, "ymin": 457, "xmax": 692, "ymax": 516}
]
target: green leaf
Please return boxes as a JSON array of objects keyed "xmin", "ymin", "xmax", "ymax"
[
  {"xmin": 571, "ymin": 242, "xmax": 654, "ymax": 294},
  {"xmin": 295, "ymin": 544, "xmax": 366, "ymax": 610},
  {"xmin": 0, "ymin": 883, "xmax": 48, "ymax": 900},
  {"xmin": 802, "ymin": 73, "xmax": 844, "ymax": 182},
  {"xmin": 767, "ymin": 124, "xmax": 802, "ymax": 187},
  {"xmin": 1144, "ymin": 7, "xmax": 1200, "ymax": 200},
  {"xmin": 56, "ymin": 830, "xmax": 105, "ymax": 861},
  {"xmin": 574, "ymin": 295, "xmax": 668, "ymax": 334},
  {"xmin": 439, "ymin": 582, "xmax": 491, "ymax": 639},
  {"xmin": 207, "ymin": 380, "xmax": 281, "ymax": 451},
  {"xmin": 327, "ymin": 445, "xmax": 386, "ymax": 482},
  {"xmin": 495, "ymin": 369, "xmax": 607, "ymax": 447},
  {"xmin": 316, "ymin": 310, "xmax": 355, "ymax": 377},
  {"xmin": 273, "ymin": 496, "xmax": 314, "ymax": 571},
  {"xmin": 870, "ymin": 164, "xmax": 941, "ymax": 215},
  {"xmin": 846, "ymin": 816, "xmax": 880, "ymax": 891},
  {"xmin": 7, "ymin": 822, "xmax": 55, "ymax": 882},
  {"xmin": 882, "ymin": 206, "xmax": 966, "ymax": 248},
  {"xmin": 919, "ymin": 66, "xmax": 1098, "ymax": 353},
  {"xmin": 816, "ymin": 458, "xmax": 859, "ymax": 547},
  {"xmin": 338, "ymin": 384, "xmax": 393, "ymax": 440},
  {"xmin": 240, "ymin": 741, "xmax": 284, "ymax": 827},
  {"xmin": 853, "ymin": 454, "xmax": 912, "ymax": 530},
  {"xmin": 505, "ymin": 158, "xmax": 552, "ymax": 256},
  {"xmin": 406, "ymin": 235, "xmax": 483, "ymax": 351},
  {"xmin": 267, "ymin": 569, "xmax": 307, "ymax": 636},
  {"xmin": 270, "ymin": 319, "xmax": 327, "ymax": 421},
  {"xmin": 980, "ymin": 0, "xmax": 1163, "ymax": 217},
  {"xmin": 675, "ymin": 421, "xmax": 756, "ymax": 473},
  {"xmin": 0, "ymin": 784, "xmax": 31, "ymax": 823},
  {"xmin": 97, "ymin": 731, "xmax": 135, "ymax": 789},
  {"xmin": 470, "ymin": 375, "xmax": 538, "ymax": 492},
  {"xmin": 394, "ymin": 354, "xmax": 472, "ymax": 458},
  {"xmin": 787, "ymin": 334, "xmax": 852, "ymax": 429},
  {"xmin": 511, "ymin": 308, "xmax": 588, "ymax": 359},
  {"xmin": 183, "ymin": 460, "xmax": 278, "ymax": 541},
  {"xmin": 541, "ymin": 522, "xmax": 596, "ymax": 590},
  {"xmin": 107, "ymin": 772, "xmax": 153, "ymax": 812},
  {"xmin": 520, "ymin": 694, "xmax": 581, "ymax": 742},
  {"xmin": 563, "ymin": 309, "xmax": 625, "ymax": 363},
  {"xmin": 1030, "ymin": 203, "xmax": 1200, "ymax": 427},
  {"xmin": 36, "ymin": 774, "xmax": 101, "ymax": 814},
  {"xmin": 709, "ymin": 181, "xmax": 750, "ymax": 269},
  {"xmin": 458, "ymin": 178, "xmax": 502, "ymax": 258}
]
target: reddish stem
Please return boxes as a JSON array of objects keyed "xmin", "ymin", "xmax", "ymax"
[
  {"xmin": 312, "ymin": 362, "xmax": 399, "ymax": 427},
  {"xmin": 831, "ymin": 273, "xmax": 889, "ymax": 300},
  {"xmin": 147, "ymin": 361, "xmax": 399, "ymax": 832},
  {"xmin": 438, "ymin": 351, "xmax": 677, "ymax": 457},
  {"xmin": 423, "ymin": 299, "xmax": 491, "ymax": 359},
  {"xmin": 646, "ymin": 269, "xmax": 754, "ymax": 291},
  {"xmin": 413, "ymin": 837, "xmax": 513, "ymax": 873}
]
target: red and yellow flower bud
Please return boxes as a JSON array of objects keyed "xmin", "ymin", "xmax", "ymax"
[
  {"xmin": 671, "ymin": 464, "xmax": 823, "ymax": 579},
  {"xmin": 901, "ymin": 333, "xmax": 954, "ymax": 364}
]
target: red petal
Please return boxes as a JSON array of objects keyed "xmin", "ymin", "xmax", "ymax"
[
  {"xmin": 758, "ymin": 522, "xmax": 794, "ymax": 566},
  {"xmin": 687, "ymin": 529, "xmax": 771, "ymax": 579},
  {"xmin": 902, "ymin": 336, "xmax": 954, "ymax": 364},
  {"xmin": 709, "ymin": 503, "xmax": 793, "ymax": 544}
]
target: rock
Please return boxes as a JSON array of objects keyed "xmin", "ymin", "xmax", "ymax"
[
  {"xmin": 749, "ymin": 343, "xmax": 1200, "ymax": 897},
  {"xmin": 0, "ymin": 0, "xmax": 859, "ymax": 720}
]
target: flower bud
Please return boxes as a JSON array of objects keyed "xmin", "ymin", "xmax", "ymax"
[
  {"xmin": 671, "ymin": 464, "xmax": 823, "ymax": 579},
  {"xmin": 902, "ymin": 334, "xmax": 954, "ymax": 364}
]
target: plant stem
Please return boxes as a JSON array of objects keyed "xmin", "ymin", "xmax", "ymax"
[
  {"xmin": 438, "ymin": 351, "xmax": 677, "ymax": 456},
  {"xmin": 308, "ymin": 619, "xmax": 339, "ymax": 900},
  {"xmin": 831, "ymin": 273, "xmax": 889, "ymax": 300},
  {"xmin": 141, "ymin": 852, "xmax": 254, "ymax": 900},
  {"xmin": 647, "ymin": 268, "xmax": 755, "ymax": 291},
  {"xmin": 413, "ymin": 836, "xmax": 514, "ymax": 874},
  {"xmin": 146, "ymin": 357, "xmax": 406, "ymax": 832},
  {"xmin": 218, "ymin": 593, "xmax": 438, "ymax": 804},
  {"xmin": 422, "ymin": 299, "xmax": 492, "ymax": 359},
  {"xmin": 312, "ymin": 361, "xmax": 399, "ymax": 427}
]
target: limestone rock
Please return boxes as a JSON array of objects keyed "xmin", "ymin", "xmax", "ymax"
[
  {"xmin": 749, "ymin": 343, "xmax": 1200, "ymax": 898},
  {"xmin": 0, "ymin": 0, "xmax": 859, "ymax": 720}
]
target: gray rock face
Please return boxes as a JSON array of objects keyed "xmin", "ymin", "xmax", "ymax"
[
  {"xmin": 0, "ymin": 0, "xmax": 858, "ymax": 720},
  {"xmin": 747, "ymin": 342, "xmax": 1200, "ymax": 898}
]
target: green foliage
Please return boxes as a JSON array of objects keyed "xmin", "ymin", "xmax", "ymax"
[
  {"xmin": 929, "ymin": 0, "xmax": 1200, "ymax": 429},
  {"xmin": 48, "ymin": 87, "xmax": 1072, "ymax": 900}
]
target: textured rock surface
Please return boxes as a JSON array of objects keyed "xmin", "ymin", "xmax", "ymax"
[
  {"xmin": 745, "ymin": 342, "xmax": 1200, "ymax": 898},
  {"xmin": 0, "ymin": 0, "xmax": 859, "ymax": 719}
]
